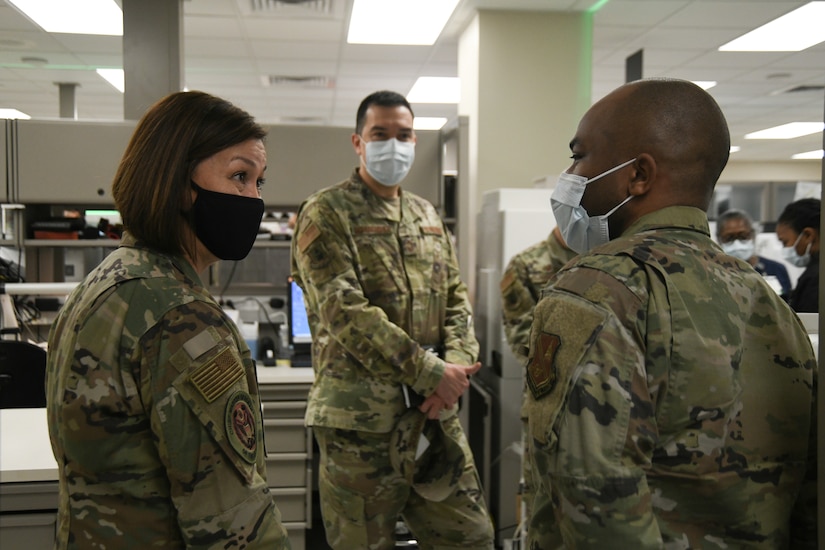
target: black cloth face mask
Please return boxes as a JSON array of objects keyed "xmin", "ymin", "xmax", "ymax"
[{"xmin": 190, "ymin": 181, "xmax": 264, "ymax": 261}]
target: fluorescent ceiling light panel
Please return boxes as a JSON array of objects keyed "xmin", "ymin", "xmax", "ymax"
[
  {"xmin": 745, "ymin": 122, "xmax": 824, "ymax": 139},
  {"xmin": 407, "ymin": 77, "xmax": 460, "ymax": 104},
  {"xmin": 8, "ymin": 0, "xmax": 122, "ymax": 36},
  {"xmin": 97, "ymin": 68, "xmax": 125, "ymax": 93},
  {"xmin": 719, "ymin": 2, "xmax": 825, "ymax": 51},
  {"xmin": 413, "ymin": 117, "xmax": 448, "ymax": 130},
  {"xmin": 347, "ymin": 0, "xmax": 460, "ymax": 45},
  {"xmin": 692, "ymin": 81, "xmax": 717, "ymax": 90},
  {"xmin": 729, "ymin": 146, "xmax": 741, "ymax": 153},
  {"xmin": 0, "ymin": 108, "xmax": 31, "ymax": 119},
  {"xmin": 792, "ymin": 149, "xmax": 824, "ymax": 160}
]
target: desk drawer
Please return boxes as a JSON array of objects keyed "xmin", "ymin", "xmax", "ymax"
[
  {"xmin": 272, "ymin": 487, "xmax": 308, "ymax": 523},
  {"xmin": 262, "ymin": 400, "xmax": 307, "ymax": 419},
  {"xmin": 0, "ymin": 512, "xmax": 56, "ymax": 550},
  {"xmin": 265, "ymin": 454, "xmax": 309, "ymax": 488},
  {"xmin": 263, "ymin": 419, "xmax": 309, "ymax": 453},
  {"xmin": 0, "ymin": 482, "xmax": 58, "ymax": 513},
  {"xmin": 260, "ymin": 383, "xmax": 311, "ymax": 402}
]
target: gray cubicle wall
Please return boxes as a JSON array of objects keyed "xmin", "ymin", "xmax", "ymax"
[
  {"xmin": 2, "ymin": 120, "xmax": 9, "ymax": 203},
  {"xmin": 11, "ymin": 119, "xmax": 441, "ymax": 208},
  {"xmin": 261, "ymin": 124, "xmax": 440, "ymax": 207}
]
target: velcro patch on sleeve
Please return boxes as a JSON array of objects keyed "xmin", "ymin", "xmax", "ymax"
[
  {"xmin": 525, "ymin": 296, "xmax": 607, "ymax": 446},
  {"xmin": 297, "ymin": 221, "xmax": 321, "ymax": 253},
  {"xmin": 526, "ymin": 297, "xmax": 606, "ymax": 403},
  {"xmin": 190, "ymin": 347, "xmax": 244, "ymax": 403},
  {"xmin": 183, "ymin": 328, "xmax": 220, "ymax": 360}
]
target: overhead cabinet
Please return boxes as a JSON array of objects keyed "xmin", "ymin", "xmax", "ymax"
[
  {"xmin": 9, "ymin": 120, "xmax": 441, "ymax": 209},
  {"xmin": 13, "ymin": 119, "xmax": 136, "ymax": 204}
]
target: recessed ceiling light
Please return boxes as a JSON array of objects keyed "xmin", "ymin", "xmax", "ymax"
[
  {"xmin": 692, "ymin": 81, "xmax": 717, "ymax": 90},
  {"xmin": 96, "ymin": 68, "xmax": 124, "ymax": 93},
  {"xmin": 0, "ymin": 108, "xmax": 31, "ymax": 119},
  {"xmin": 407, "ymin": 77, "xmax": 460, "ymax": 104},
  {"xmin": 745, "ymin": 122, "xmax": 824, "ymax": 139},
  {"xmin": 413, "ymin": 117, "xmax": 448, "ymax": 130},
  {"xmin": 730, "ymin": 146, "xmax": 741, "ymax": 153},
  {"xmin": 8, "ymin": 0, "xmax": 122, "ymax": 36},
  {"xmin": 792, "ymin": 149, "xmax": 824, "ymax": 160},
  {"xmin": 347, "ymin": 0, "xmax": 460, "ymax": 45},
  {"xmin": 20, "ymin": 56, "xmax": 48, "ymax": 66},
  {"xmin": 719, "ymin": 1, "xmax": 825, "ymax": 52}
]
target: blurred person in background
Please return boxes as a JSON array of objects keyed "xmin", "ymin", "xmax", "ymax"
[
  {"xmin": 500, "ymin": 226, "xmax": 576, "ymax": 527},
  {"xmin": 777, "ymin": 198, "xmax": 820, "ymax": 313},
  {"xmin": 715, "ymin": 208, "xmax": 791, "ymax": 299}
]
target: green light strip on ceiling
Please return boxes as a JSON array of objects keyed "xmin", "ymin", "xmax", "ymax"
[{"xmin": 587, "ymin": 0, "xmax": 610, "ymax": 14}]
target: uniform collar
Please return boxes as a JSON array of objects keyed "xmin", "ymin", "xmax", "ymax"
[
  {"xmin": 351, "ymin": 167, "xmax": 405, "ymax": 223},
  {"xmin": 621, "ymin": 206, "xmax": 711, "ymax": 239},
  {"xmin": 120, "ymin": 232, "xmax": 205, "ymax": 286}
]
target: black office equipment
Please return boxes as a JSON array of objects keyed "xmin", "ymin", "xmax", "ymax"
[
  {"xmin": 0, "ymin": 340, "xmax": 47, "ymax": 409},
  {"xmin": 287, "ymin": 276, "xmax": 313, "ymax": 367}
]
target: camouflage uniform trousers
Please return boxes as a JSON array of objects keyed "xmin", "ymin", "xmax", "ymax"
[{"xmin": 313, "ymin": 416, "xmax": 495, "ymax": 550}]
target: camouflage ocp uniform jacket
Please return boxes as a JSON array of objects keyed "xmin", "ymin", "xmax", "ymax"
[
  {"xmin": 46, "ymin": 234, "xmax": 290, "ymax": 550},
  {"xmin": 500, "ymin": 229, "xmax": 577, "ymax": 362},
  {"xmin": 291, "ymin": 168, "xmax": 478, "ymax": 432},
  {"xmin": 525, "ymin": 206, "xmax": 817, "ymax": 549}
]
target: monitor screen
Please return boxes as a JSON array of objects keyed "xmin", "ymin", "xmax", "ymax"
[{"xmin": 287, "ymin": 277, "xmax": 312, "ymax": 345}]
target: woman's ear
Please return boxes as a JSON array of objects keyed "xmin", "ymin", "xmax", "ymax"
[
  {"xmin": 628, "ymin": 153, "xmax": 655, "ymax": 196},
  {"xmin": 803, "ymin": 226, "xmax": 819, "ymax": 245}
]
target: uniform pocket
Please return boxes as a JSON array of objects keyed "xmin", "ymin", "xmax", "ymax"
[{"xmin": 318, "ymin": 471, "xmax": 368, "ymax": 548}]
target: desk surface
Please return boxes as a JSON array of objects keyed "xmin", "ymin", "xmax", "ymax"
[
  {"xmin": 0, "ymin": 368, "xmax": 312, "ymax": 484},
  {"xmin": 0, "ymin": 408, "xmax": 58, "ymax": 483}
]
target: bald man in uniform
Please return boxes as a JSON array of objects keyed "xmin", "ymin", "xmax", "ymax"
[{"xmin": 525, "ymin": 78, "xmax": 817, "ymax": 549}]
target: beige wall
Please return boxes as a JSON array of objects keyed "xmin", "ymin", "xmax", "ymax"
[{"xmin": 720, "ymin": 160, "xmax": 822, "ymax": 184}]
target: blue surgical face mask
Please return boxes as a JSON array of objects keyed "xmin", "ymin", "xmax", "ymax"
[
  {"xmin": 721, "ymin": 239, "xmax": 756, "ymax": 261},
  {"xmin": 362, "ymin": 137, "xmax": 415, "ymax": 186},
  {"xmin": 782, "ymin": 232, "xmax": 811, "ymax": 268},
  {"xmin": 550, "ymin": 158, "xmax": 636, "ymax": 253}
]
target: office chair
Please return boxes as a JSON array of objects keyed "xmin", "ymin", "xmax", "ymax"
[{"xmin": 0, "ymin": 340, "xmax": 47, "ymax": 409}]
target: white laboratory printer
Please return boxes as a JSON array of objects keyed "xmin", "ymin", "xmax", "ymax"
[{"xmin": 471, "ymin": 188, "xmax": 556, "ymax": 546}]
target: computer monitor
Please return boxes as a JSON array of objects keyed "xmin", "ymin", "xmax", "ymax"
[{"xmin": 287, "ymin": 276, "xmax": 312, "ymax": 346}]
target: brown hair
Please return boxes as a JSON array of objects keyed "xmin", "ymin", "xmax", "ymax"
[{"xmin": 111, "ymin": 91, "xmax": 266, "ymax": 258}]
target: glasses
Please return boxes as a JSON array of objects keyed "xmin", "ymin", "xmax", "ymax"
[{"xmin": 719, "ymin": 232, "xmax": 754, "ymax": 244}]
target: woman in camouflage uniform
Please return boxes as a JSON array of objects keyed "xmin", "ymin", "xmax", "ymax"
[{"xmin": 46, "ymin": 91, "xmax": 291, "ymax": 549}]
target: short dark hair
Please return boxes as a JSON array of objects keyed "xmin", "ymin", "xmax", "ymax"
[
  {"xmin": 778, "ymin": 198, "xmax": 820, "ymax": 234},
  {"xmin": 112, "ymin": 91, "xmax": 266, "ymax": 259},
  {"xmin": 716, "ymin": 209, "xmax": 754, "ymax": 239},
  {"xmin": 355, "ymin": 90, "xmax": 414, "ymax": 135}
]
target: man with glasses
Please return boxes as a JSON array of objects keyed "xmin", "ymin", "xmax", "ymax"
[
  {"xmin": 291, "ymin": 90, "xmax": 494, "ymax": 549},
  {"xmin": 715, "ymin": 208, "xmax": 791, "ymax": 299}
]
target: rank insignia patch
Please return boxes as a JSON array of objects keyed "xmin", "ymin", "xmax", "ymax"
[
  {"xmin": 527, "ymin": 332, "xmax": 561, "ymax": 399},
  {"xmin": 225, "ymin": 391, "xmax": 258, "ymax": 464}
]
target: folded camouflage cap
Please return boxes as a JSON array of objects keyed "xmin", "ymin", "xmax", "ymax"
[{"xmin": 389, "ymin": 408, "xmax": 466, "ymax": 502}]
